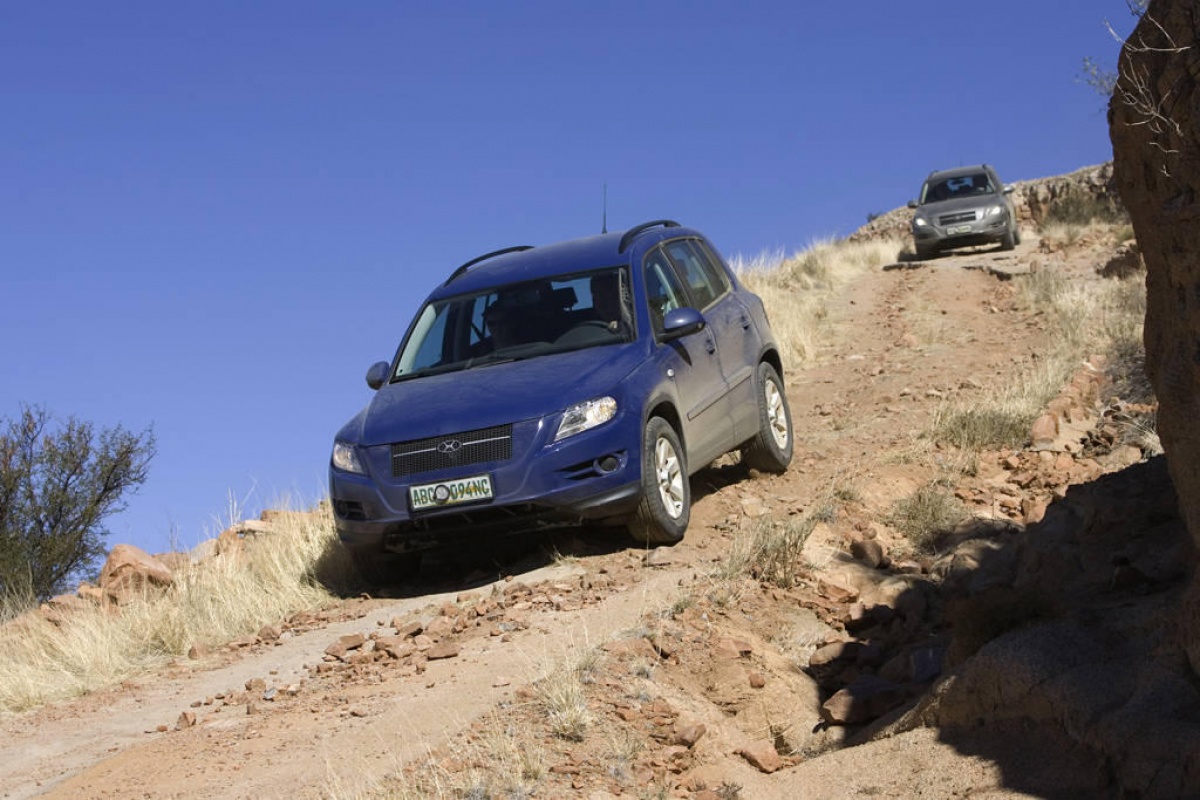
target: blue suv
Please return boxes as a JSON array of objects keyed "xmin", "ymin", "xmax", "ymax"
[{"xmin": 329, "ymin": 220, "xmax": 793, "ymax": 582}]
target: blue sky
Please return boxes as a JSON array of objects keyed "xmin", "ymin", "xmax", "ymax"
[{"xmin": 2, "ymin": 1, "xmax": 1136, "ymax": 557}]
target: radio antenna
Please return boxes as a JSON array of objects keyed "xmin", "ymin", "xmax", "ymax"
[{"xmin": 601, "ymin": 183, "xmax": 608, "ymax": 234}]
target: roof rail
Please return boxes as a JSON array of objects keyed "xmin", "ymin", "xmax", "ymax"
[
  {"xmin": 618, "ymin": 219, "xmax": 680, "ymax": 254},
  {"xmin": 443, "ymin": 245, "xmax": 534, "ymax": 286}
]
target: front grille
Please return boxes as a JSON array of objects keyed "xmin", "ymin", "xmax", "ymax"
[
  {"xmin": 391, "ymin": 424, "xmax": 513, "ymax": 478},
  {"xmin": 938, "ymin": 211, "xmax": 978, "ymax": 226}
]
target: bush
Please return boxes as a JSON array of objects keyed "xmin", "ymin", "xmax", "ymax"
[
  {"xmin": 886, "ymin": 483, "xmax": 967, "ymax": 553},
  {"xmin": 1043, "ymin": 192, "xmax": 1129, "ymax": 227},
  {"xmin": 0, "ymin": 406, "xmax": 155, "ymax": 599}
]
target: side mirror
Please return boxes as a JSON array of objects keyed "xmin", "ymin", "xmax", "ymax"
[
  {"xmin": 1003, "ymin": 186, "xmax": 1014, "ymax": 195},
  {"xmin": 907, "ymin": 199, "xmax": 919, "ymax": 209},
  {"xmin": 661, "ymin": 307, "xmax": 706, "ymax": 341},
  {"xmin": 365, "ymin": 361, "xmax": 391, "ymax": 390}
]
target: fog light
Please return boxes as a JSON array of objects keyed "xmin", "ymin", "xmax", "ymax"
[{"xmin": 595, "ymin": 455, "xmax": 619, "ymax": 474}]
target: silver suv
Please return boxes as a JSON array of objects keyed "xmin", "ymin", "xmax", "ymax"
[{"xmin": 907, "ymin": 164, "xmax": 1019, "ymax": 259}]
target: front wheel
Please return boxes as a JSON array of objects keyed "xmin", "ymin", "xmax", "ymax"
[
  {"xmin": 741, "ymin": 362, "xmax": 794, "ymax": 472},
  {"xmin": 628, "ymin": 417, "xmax": 690, "ymax": 546},
  {"xmin": 999, "ymin": 227, "xmax": 1016, "ymax": 251}
]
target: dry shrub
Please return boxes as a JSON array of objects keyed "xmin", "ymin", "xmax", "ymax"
[
  {"xmin": 536, "ymin": 646, "xmax": 600, "ymax": 742},
  {"xmin": 886, "ymin": 483, "xmax": 967, "ymax": 554},
  {"xmin": 721, "ymin": 513, "xmax": 822, "ymax": 589},
  {"xmin": 933, "ymin": 404, "xmax": 1034, "ymax": 453},
  {"xmin": 1042, "ymin": 192, "xmax": 1128, "ymax": 228}
]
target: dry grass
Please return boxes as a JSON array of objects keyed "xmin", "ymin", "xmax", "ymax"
[
  {"xmin": 716, "ymin": 481, "xmax": 852, "ymax": 589},
  {"xmin": 886, "ymin": 482, "xmax": 968, "ymax": 554},
  {"xmin": 0, "ymin": 501, "xmax": 350, "ymax": 713},
  {"xmin": 366, "ymin": 709, "xmax": 546, "ymax": 800},
  {"xmin": 720, "ymin": 515, "xmax": 819, "ymax": 589},
  {"xmin": 535, "ymin": 644, "xmax": 601, "ymax": 742},
  {"xmin": 733, "ymin": 237, "xmax": 906, "ymax": 369},
  {"xmin": 1041, "ymin": 193, "xmax": 1129, "ymax": 229},
  {"xmin": 931, "ymin": 241, "xmax": 1150, "ymax": 458}
]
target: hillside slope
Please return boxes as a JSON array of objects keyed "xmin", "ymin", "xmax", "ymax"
[{"xmin": 2, "ymin": 216, "xmax": 1187, "ymax": 799}]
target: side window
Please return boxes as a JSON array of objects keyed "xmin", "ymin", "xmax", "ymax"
[
  {"xmin": 664, "ymin": 239, "xmax": 727, "ymax": 310},
  {"xmin": 644, "ymin": 248, "xmax": 687, "ymax": 334},
  {"xmin": 690, "ymin": 239, "xmax": 732, "ymax": 296}
]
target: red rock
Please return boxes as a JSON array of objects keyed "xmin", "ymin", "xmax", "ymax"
[
  {"xmin": 672, "ymin": 723, "xmax": 707, "ymax": 747},
  {"xmin": 738, "ymin": 741, "xmax": 782, "ymax": 773},
  {"xmin": 426, "ymin": 643, "xmax": 459, "ymax": 660},
  {"xmin": 1030, "ymin": 413, "xmax": 1059, "ymax": 448},
  {"xmin": 98, "ymin": 544, "xmax": 174, "ymax": 603}
]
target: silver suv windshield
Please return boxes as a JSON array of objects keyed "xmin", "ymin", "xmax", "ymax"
[
  {"xmin": 921, "ymin": 172, "xmax": 995, "ymax": 203},
  {"xmin": 392, "ymin": 266, "xmax": 634, "ymax": 381}
]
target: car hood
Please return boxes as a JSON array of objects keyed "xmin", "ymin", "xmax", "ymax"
[
  {"xmin": 346, "ymin": 343, "xmax": 647, "ymax": 446},
  {"xmin": 916, "ymin": 195, "xmax": 1003, "ymax": 218}
]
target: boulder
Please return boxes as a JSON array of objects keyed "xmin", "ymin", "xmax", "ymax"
[
  {"xmin": 1110, "ymin": 0, "xmax": 1200, "ymax": 675},
  {"xmin": 98, "ymin": 544, "xmax": 174, "ymax": 603}
]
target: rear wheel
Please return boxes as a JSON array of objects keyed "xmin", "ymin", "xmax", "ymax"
[
  {"xmin": 628, "ymin": 417, "xmax": 689, "ymax": 545},
  {"xmin": 742, "ymin": 362, "xmax": 794, "ymax": 472}
]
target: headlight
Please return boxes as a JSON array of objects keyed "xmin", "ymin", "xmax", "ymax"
[
  {"xmin": 913, "ymin": 216, "xmax": 928, "ymax": 228},
  {"xmin": 984, "ymin": 204, "xmax": 1003, "ymax": 217},
  {"xmin": 331, "ymin": 441, "xmax": 365, "ymax": 474},
  {"xmin": 554, "ymin": 396, "xmax": 617, "ymax": 442}
]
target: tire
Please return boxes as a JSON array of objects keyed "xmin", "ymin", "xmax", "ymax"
[
  {"xmin": 741, "ymin": 362, "xmax": 794, "ymax": 472},
  {"xmin": 916, "ymin": 243, "xmax": 938, "ymax": 260},
  {"xmin": 628, "ymin": 417, "xmax": 690, "ymax": 546},
  {"xmin": 351, "ymin": 548, "xmax": 421, "ymax": 589},
  {"xmin": 999, "ymin": 227, "xmax": 1016, "ymax": 251},
  {"xmin": 1013, "ymin": 226, "xmax": 1022, "ymax": 245}
]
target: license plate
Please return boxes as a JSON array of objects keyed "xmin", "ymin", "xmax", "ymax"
[
  {"xmin": 410, "ymin": 474, "xmax": 494, "ymax": 510},
  {"xmin": 947, "ymin": 224, "xmax": 972, "ymax": 235}
]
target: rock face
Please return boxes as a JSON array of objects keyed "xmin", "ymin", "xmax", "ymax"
[{"xmin": 1109, "ymin": 0, "xmax": 1200, "ymax": 673}]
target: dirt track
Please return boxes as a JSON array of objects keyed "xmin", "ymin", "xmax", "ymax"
[{"xmin": 2, "ymin": 234, "xmax": 1110, "ymax": 799}]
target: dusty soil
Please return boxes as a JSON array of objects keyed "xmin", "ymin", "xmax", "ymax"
[{"xmin": 0, "ymin": 231, "xmax": 1154, "ymax": 799}]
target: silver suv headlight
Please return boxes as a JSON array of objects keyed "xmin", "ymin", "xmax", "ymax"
[
  {"xmin": 984, "ymin": 204, "xmax": 1003, "ymax": 217},
  {"xmin": 331, "ymin": 441, "xmax": 366, "ymax": 474},
  {"xmin": 554, "ymin": 397, "xmax": 617, "ymax": 442},
  {"xmin": 913, "ymin": 216, "xmax": 929, "ymax": 227}
]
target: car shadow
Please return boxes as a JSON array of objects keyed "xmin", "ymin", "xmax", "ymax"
[{"xmin": 328, "ymin": 523, "xmax": 634, "ymax": 600}]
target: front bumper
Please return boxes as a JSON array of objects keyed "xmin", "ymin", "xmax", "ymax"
[
  {"xmin": 913, "ymin": 211, "xmax": 1010, "ymax": 250},
  {"xmin": 330, "ymin": 410, "xmax": 644, "ymax": 554}
]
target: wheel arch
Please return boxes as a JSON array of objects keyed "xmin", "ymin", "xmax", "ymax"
[
  {"xmin": 645, "ymin": 400, "xmax": 684, "ymax": 447},
  {"xmin": 760, "ymin": 347, "xmax": 784, "ymax": 381}
]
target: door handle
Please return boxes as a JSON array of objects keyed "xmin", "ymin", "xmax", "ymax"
[{"xmin": 705, "ymin": 336, "xmax": 716, "ymax": 355}]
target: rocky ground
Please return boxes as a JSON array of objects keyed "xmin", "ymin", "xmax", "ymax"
[{"xmin": 2, "ymin": 227, "xmax": 1188, "ymax": 799}]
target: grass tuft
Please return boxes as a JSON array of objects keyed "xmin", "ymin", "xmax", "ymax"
[
  {"xmin": 535, "ymin": 647, "xmax": 600, "ymax": 741},
  {"xmin": 720, "ymin": 512, "xmax": 822, "ymax": 589},
  {"xmin": 886, "ymin": 483, "xmax": 968, "ymax": 554}
]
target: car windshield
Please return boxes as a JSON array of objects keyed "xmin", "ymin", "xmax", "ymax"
[
  {"xmin": 391, "ymin": 266, "xmax": 635, "ymax": 381},
  {"xmin": 923, "ymin": 173, "xmax": 994, "ymax": 203}
]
